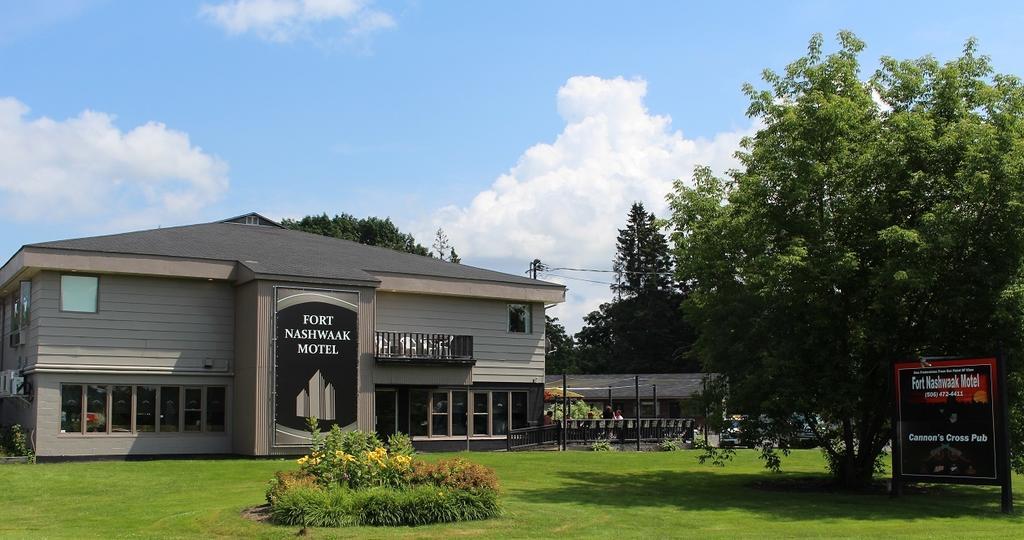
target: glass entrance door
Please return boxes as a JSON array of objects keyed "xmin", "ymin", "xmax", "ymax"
[{"xmin": 375, "ymin": 389, "xmax": 397, "ymax": 438}]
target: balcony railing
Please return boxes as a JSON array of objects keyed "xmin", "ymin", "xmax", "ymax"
[{"xmin": 374, "ymin": 332, "xmax": 474, "ymax": 364}]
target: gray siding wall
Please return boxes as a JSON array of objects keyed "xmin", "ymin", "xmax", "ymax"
[
  {"xmin": 2, "ymin": 273, "xmax": 45, "ymax": 438},
  {"xmin": 33, "ymin": 271, "xmax": 234, "ymax": 372},
  {"xmin": 1, "ymin": 272, "xmax": 42, "ymax": 371},
  {"xmin": 375, "ymin": 293, "xmax": 545, "ymax": 383}
]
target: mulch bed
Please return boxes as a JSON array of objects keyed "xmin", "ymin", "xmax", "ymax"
[{"xmin": 240, "ymin": 504, "xmax": 273, "ymax": 523}]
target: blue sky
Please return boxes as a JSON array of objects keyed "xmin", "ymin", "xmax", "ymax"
[{"xmin": 2, "ymin": 0, "xmax": 1023, "ymax": 330}]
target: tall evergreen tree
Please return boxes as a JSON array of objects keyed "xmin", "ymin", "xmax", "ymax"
[
  {"xmin": 612, "ymin": 202, "xmax": 672, "ymax": 297},
  {"xmin": 573, "ymin": 204, "xmax": 698, "ymax": 374}
]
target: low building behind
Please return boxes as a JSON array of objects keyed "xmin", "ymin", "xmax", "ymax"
[{"xmin": 544, "ymin": 373, "xmax": 708, "ymax": 418}]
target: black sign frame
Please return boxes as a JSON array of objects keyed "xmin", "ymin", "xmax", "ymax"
[
  {"xmin": 891, "ymin": 354, "xmax": 1013, "ymax": 513},
  {"xmin": 272, "ymin": 286, "xmax": 360, "ymax": 448}
]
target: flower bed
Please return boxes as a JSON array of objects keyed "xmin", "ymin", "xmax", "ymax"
[{"xmin": 265, "ymin": 419, "xmax": 500, "ymax": 528}]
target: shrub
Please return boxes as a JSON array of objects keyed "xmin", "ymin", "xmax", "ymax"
[
  {"xmin": 270, "ymin": 485, "xmax": 500, "ymax": 527},
  {"xmin": 297, "ymin": 420, "xmax": 409, "ymax": 489},
  {"xmin": 409, "ymin": 458, "xmax": 500, "ymax": 492},
  {"xmin": 334, "ymin": 428, "xmax": 383, "ymax": 456},
  {"xmin": 591, "ymin": 439, "xmax": 614, "ymax": 452},
  {"xmin": 0, "ymin": 424, "xmax": 34, "ymax": 461},
  {"xmin": 270, "ymin": 485, "xmax": 355, "ymax": 527},
  {"xmin": 265, "ymin": 470, "xmax": 318, "ymax": 505},
  {"xmin": 354, "ymin": 486, "xmax": 499, "ymax": 526},
  {"xmin": 658, "ymin": 438, "xmax": 683, "ymax": 452},
  {"xmin": 386, "ymin": 432, "xmax": 414, "ymax": 457}
]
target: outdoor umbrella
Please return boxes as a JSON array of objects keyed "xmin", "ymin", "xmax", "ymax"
[{"xmin": 544, "ymin": 387, "xmax": 584, "ymax": 401}]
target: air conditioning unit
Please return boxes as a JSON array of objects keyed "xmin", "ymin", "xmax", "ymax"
[
  {"xmin": 10, "ymin": 375, "xmax": 24, "ymax": 396},
  {"xmin": 8, "ymin": 332, "xmax": 21, "ymax": 348},
  {"xmin": 0, "ymin": 370, "xmax": 23, "ymax": 397}
]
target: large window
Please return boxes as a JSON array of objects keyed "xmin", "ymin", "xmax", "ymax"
[
  {"xmin": 160, "ymin": 386, "xmax": 180, "ymax": 432},
  {"xmin": 411, "ymin": 390, "xmax": 531, "ymax": 437},
  {"xmin": 206, "ymin": 387, "xmax": 226, "ymax": 432},
  {"xmin": 507, "ymin": 304, "xmax": 531, "ymax": 333},
  {"xmin": 491, "ymin": 393, "xmax": 508, "ymax": 436},
  {"xmin": 10, "ymin": 281, "xmax": 31, "ymax": 347},
  {"xmin": 431, "ymin": 392, "xmax": 449, "ymax": 436},
  {"xmin": 60, "ymin": 384, "xmax": 83, "ymax": 433},
  {"xmin": 86, "ymin": 385, "xmax": 108, "ymax": 433},
  {"xmin": 136, "ymin": 386, "xmax": 157, "ymax": 432},
  {"xmin": 59, "ymin": 383, "xmax": 226, "ymax": 435},
  {"xmin": 111, "ymin": 386, "xmax": 132, "ymax": 432},
  {"xmin": 60, "ymin": 275, "xmax": 98, "ymax": 313},
  {"xmin": 472, "ymin": 392, "xmax": 489, "ymax": 435},
  {"xmin": 183, "ymin": 387, "xmax": 203, "ymax": 432}
]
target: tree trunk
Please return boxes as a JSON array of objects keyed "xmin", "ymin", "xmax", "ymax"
[{"xmin": 835, "ymin": 449, "xmax": 876, "ymax": 489}]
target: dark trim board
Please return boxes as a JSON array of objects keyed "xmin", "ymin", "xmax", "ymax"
[
  {"xmin": 35, "ymin": 452, "xmax": 246, "ymax": 463},
  {"xmin": 412, "ymin": 438, "xmax": 508, "ymax": 452}
]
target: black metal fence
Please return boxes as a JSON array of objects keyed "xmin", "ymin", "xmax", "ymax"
[
  {"xmin": 507, "ymin": 418, "xmax": 694, "ymax": 451},
  {"xmin": 507, "ymin": 424, "xmax": 561, "ymax": 451},
  {"xmin": 374, "ymin": 332, "xmax": 473, "ymax": 360},
  {"xmin": 562, "ymin": 418, "xmax": 693, "ymax": 444}
]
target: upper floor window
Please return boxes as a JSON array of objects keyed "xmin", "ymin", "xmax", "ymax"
[
  {"xmin": 61, "ymin": 275, "xmax": 98, "ymax": 313},
  {"xmin": 508, "ymin": 304, "xmax": 531, "ymax": 333},
  {"xmin": 10, "ymin": 280, "xmax": 31, "ymax": 346}
]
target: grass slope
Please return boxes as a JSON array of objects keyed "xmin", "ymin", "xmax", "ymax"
[{"xmin": 1, "ymin": 450, "xmax": 1022, "ymax": 538}]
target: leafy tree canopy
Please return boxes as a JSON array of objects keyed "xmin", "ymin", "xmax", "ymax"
[
  {"xmin": 668, "ymin": 32, "xmax": 1024, "ymax": 487},
  {"xmin": 282, "ymin": 213, "xmax": 430, "ymax": 256}
]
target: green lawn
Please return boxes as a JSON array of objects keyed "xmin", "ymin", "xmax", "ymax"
[{"xmin": 2, "ymin": 450, "xmax": 1023, "ymax": 538}]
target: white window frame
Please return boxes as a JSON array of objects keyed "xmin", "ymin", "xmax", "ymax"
[{"xmin": 507, "ymin": 303, "xmax": 532, "ymax": 334}]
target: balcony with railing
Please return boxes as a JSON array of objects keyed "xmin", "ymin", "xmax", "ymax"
[{"xmin": 374, "ymin": 331, "xmax": 474, "ymax": 365}]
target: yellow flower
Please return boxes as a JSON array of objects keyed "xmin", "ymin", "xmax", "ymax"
[{"xmin": 297, "ymin": 456, "xmax": 309, "ymax": 465}]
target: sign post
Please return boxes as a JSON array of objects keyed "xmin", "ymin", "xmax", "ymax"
[{"xmin": 892, "ymin": 355, "xmax": 1012, "ymax": 513}]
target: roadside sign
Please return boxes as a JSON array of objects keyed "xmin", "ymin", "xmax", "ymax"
[{"xmin": 891, "ymin": 355, "xmax": 1012, "ymax": 512}]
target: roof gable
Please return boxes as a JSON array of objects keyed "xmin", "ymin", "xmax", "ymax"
[{"xmin": 218, "ymin": 212, "xmax": 283, "ymax": 228}]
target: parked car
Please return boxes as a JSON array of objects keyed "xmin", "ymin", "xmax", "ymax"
[{"xmin": 718, "ymin": 415, "xmax": 746, "ymax": 447}]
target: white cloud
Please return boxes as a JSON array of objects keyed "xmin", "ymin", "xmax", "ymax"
[
  {"xmin": 199, "ymin": 0, "xmax": 395, "ymax": 43},
  {"xmin": 427, "ymin": 76, "xmax": 755, "ymax": 332},
  {"xmin": 0, "ymin": 97, "xmax": 228, "ymax": 230}
]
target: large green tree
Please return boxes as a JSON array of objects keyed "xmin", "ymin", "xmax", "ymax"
[
  {"xmin": 668, "ymin": 33, "xmax": 1024, "ymax": 487},
  {"xmin": 282, "ymin": 213, "xmax": 430, "ymax": 256},
  {"xmin": 544, "ymin": 316, "xmax": 578, "ymax": 374}
]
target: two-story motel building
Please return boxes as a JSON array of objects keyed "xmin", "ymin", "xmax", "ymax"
[{"xmin": 0, "ymin": 213, "xmax": 564, "ymax": 458}]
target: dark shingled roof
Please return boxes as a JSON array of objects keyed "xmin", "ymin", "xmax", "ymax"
[
  {"xmin": 27, "ymin": 215, "xmax": 563, "ymax": 288},
  {"xmin": 544, "ymin": 373, "xmax": 710, "ymax": 400}
]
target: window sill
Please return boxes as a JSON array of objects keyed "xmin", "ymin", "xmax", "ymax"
[
  {"xmin": 58, "ymin": 432, "xmax": 227, "ymax": 437},
  {"xmin": 412, "ymin": 435, "xmax": 508, "ymax": 441}
]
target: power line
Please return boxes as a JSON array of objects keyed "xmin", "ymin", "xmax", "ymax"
[
  {"xmin": 547, "ymin": 266, "xmax": 675, "ymax": 277},
  {"xmin": 540, "ymin": 274, "xmax": 610, "ymax": 286}
]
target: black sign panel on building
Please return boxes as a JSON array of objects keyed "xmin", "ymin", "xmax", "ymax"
[
  {"xmin": 892, "ymin": 355, "xmax": 1013, "ymax": 512},
  {"xmin": 274, "ymin": 288, "xmax": 359, "ymax": 446}
]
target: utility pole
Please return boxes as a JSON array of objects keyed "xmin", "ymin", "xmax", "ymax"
[
  {"xmin": 635, "ymin": 375, "xmax": 641, "ymax": 451},
  {"xmin": 529, "ymin": 259, "xmax": 544, "ymax": 279}
]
